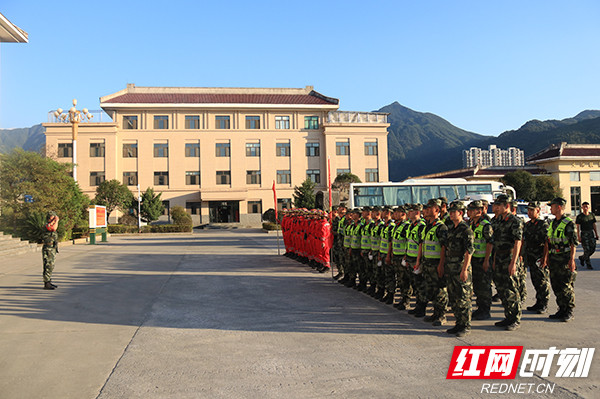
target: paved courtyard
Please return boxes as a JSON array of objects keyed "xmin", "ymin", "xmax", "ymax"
[{"xmin": 0, "ymin": 229, "xmax": 599, "ymax": 398}]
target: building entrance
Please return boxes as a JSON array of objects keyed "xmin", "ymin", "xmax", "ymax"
[
  {"xmin": 591, "ymin": 186, "xmax": 600, "ymax": 215},
  {"xmin": 209, "ymin": 201, "xmax": 240, "ymax": 223}
]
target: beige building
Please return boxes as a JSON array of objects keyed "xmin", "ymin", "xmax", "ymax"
[
  {"xmin": 44, "ymin": 85, "xmax": 389, "ymax": 225},
  {"xmin": 527, "ymin": 143, "xmax": 600, "ymax": 215}
]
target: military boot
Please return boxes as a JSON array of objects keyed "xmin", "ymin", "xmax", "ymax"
[
  {"xmin": 413, "ymin": 303, "xmax": 427, "ymax": 318},
  {"xmin": 379, "ymin": 292, "xmax": 390, "ymax": 302},
  {"xmin": 43, "ymin": 282, "xmax": 56, "ymax": 290},
  {"xmin": 374, "ymin": 288, "xmax": 385, "ymax": 300},
  {"xmin": 385, "ymin": 293, "xmax": 394, "ymax": 305},
  {"xmin": 473, "ymin": 307, "xmax": 491, "ymax": 320},
  {"xmin": 367, "ymin": 285, "xmax": 377, "ymax": 297}
]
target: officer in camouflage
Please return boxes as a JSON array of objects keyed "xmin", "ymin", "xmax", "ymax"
[
  {"xmin": 576, "ymin": 201, "xmax": 597, "ymax": 270},
  {"xmin": 542, "ymin": 197, "xmax": 579, "ymax": 322},
  {"xmin": 389, "ymin": 206, "xmax": 411, "ymax": 309},
  {"xmin": 468, "ymin": 200, "xmax": 494, "ymax": 320},
  {"xmin": 444, "ymin": 201, "xmax": 474, "ymax": 337},
  {"xmin": 406, "ymin": 204, "xmax": 427, "ymax": 315},
  {"xmin": 522, "ymin": 201, "xmax": 550, "ymax": 314},
  {"xmin": 42, "ymin": 211, "xmax": 60, "ymax": 290},
  {"xmin": 491, "ymin": 194, "xmax": 523, "ymax": 331},
  {"xmin": 511, "ymin": 200, "xmax": 527, "ymax": 303}
]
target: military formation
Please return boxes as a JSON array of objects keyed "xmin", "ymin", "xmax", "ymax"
[{"xmin": 281, "ymin": 195, "xmax": 584, "ymax": 336}]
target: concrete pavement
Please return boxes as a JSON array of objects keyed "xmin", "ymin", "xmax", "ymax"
[{"xmin": 0, "ymin": 230, "xmax": 598, "ymax": 398}]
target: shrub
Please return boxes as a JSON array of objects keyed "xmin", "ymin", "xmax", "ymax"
[
  {"xmin": 107, "ymin": 224, "xmax": 193, "ymax": 234},
  {"xmin": 262, "ymin": 222, "xmax": 281, "ymax": 231},
  {"xmin": 119, "ymin": 214, "xmax": 138, "ymax": 226},
  {"xmin": 171, "ymin": 206, "xmax": 193, "ymax": 226}
]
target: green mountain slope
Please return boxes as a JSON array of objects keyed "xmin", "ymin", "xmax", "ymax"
[{"xmin": 0, "ymin": 124, "xmax": 45, "ymax": 153}]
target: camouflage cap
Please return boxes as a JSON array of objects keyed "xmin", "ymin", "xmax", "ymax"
[
  {"xmin": 448, "ymin": 201, "xmax": 466, "ymax": 212},
  {"xmin": 467, "ymin": 200, "xmax": 484, "ymax": 210},
  {"xmin": 394, "ymin": 205, "xmax": 406, "ymax": 213},
  {"xmin": 410, "ymin": 203, "xmax": 423, "ymax": 212},
  {"xmin": 362, "ymin": 206, "xmax": 372, "ymax": 212},
  {"xmin": 527, "ymin": 201, "xmax": 541, "ymax": 209},
  {"xmin": 371, "ymin": 206, "xmax": 381, "ymax": 212},
  {"xmin": 493, "ymin": 194, "xmax": 510, "ymax": 205},
  {"xmin": 549, "ymin": 197, "xmax": 567, "ymax": 206},
  {"xmin": 438, "ymin": 197, "xmax": 449, "ymax": 205},
  {"xmin": 382, "ymin": 206, "xmax": 393, "ymax": 212},
  {"xmin": 425, "ymin": 198, "xmax": 442, "ymax": 208}
]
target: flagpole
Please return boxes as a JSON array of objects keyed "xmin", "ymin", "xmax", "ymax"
[
  {"xmin": 328, "ymin": 157, "xmax": 334, "ymax": 280},
  {"xmin": 273, "ymin": 180, "xmax": 281, "ymax": 255}
]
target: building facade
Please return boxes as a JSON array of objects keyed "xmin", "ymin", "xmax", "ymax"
[
  {"xmin": 463, "ymin": 144, "xmax": 525, "ymax": 168},
  {"xmin": 44, "ymin": 85, "xmax": 389, "ymax": 225}
]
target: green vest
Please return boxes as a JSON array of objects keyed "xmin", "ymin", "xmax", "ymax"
[
  {"xmin": 361, "ymin": 220, "xmax": 373, "ymax": 249},
  {"xmin": 370, "ymin": 220, "xmax": 383, "ymax": 251},
  {"xmin": 392, "ymin": 221, "xmax": 410, "ymax": 256},
  {"xmin": 407, "ymin": 220, "xmax": 425, "ymax": 258},
  {"xmin": 350, "ymin": 223, "xmax": 361, "ymax": 249},
  {"xmin": 343, "ymin": 222, "xmax": 353, "ymax": 248},
  {"xmin": 548, "ymin": 216, "xmax": 573, "ymax": 254},
  {"xmin": 472, "ymin": 219, "xmax": 490, "ymax": 258},
  {"xmin": 422, "ymin": 219, "xmax": 443, "ymax": 259},
  {"xmin": 380, "ymin": 220, "xmax": 395, "ymax": 253},
  {"xmin": 338, "ymin": 216, "xmax": 346, "ymax": 236}
]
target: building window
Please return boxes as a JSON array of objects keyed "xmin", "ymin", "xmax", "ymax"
[
  {"xmin": 58, "ymin": 143, "xmax": 73, "ymax": 158},
  {"xmin": 306, "ymin": 142, "xmax": 320, "ymax": 157},
  {"xmin": 123, "ymin": 116, "xmax": 138, "ymax": 129},
  {"xmin": 245, "ymin": 116, "xmax": 260, "ymax": 129},
  {"xmin": 216, "ymin": 171, "xmax": 231, "ymax": 185},
  {"xmin": 246, "ymin": 170, "xmax": 261, "ymax": 185},
  {"xmin": 123, "ymin": 172, "xmax": 138, "ymax": 186},
  {"xmin": 277, "ymin": 170, "xmax": 291, "ymax": 184},
  {"xmin": 364, "ymin": 142, "xmax": 378, "ymax": 155},
  {"xmin": 275, "ymin": 116, "xmax": 290, "ymax": 129},
  {"xmin": 571, "ymin": 186, "xmax": 581, "ymax": 215},
  {"xmin": 591, "ymin": 171, "xmax": 600, "ymax": 181},
  {"xmin": 277, "ymin": 198, "xmax": 292, "ymax": 212},
  {"xmin": 337, "ymin": 168, "xmax": 350, "ymax": 175},
  {"xmin": 185, "ymin": 115, "xmax": 200, "ymax": 129},
  {"xmin": 365, "ymin": 168, "xmax": 379, "ymax": 182},
  {"xmin": 123, "ymin": 143, "xmax": 138, "ymax": 158},
  {"xmin": 246, "ymin": 143, "xmax": 261, "ymax": 157},
  {"xmin": 186, "ymin": 171, "xmax": 200, "ymax": 185},
  {"xmin": 90, "ymin": 171, "xmax": 105, "ymax": 186},
  {"xmin": 336, "ymin": 142, "xmax": 350, "ymax": 156},
  {"xmin": 304, "ymin": 116, "xmax": 319, "ymax": 130},
  {"xmin": 186, "ymin": 201, "xmax": 202, "ymax": 215},
  {"xmin": 90, "ymin": 143, "xmax": 105, "ymax": 158},
  {"xmin": 154, "ymin": 115, "xmax": 169, "ymax": 129},
  {"xmin": 307, "ymin": 169, "xmax": 321, "ymax": 184},
  {"xmin": 216, "ymin": 116, "xmax": 231, "ymax": 129},
  {"xmin": 248, "ymin": 200, "xmax": 262, "ymax": 214},
  {"xmin": 570, "ymin": 172, "xmax": 580, "ymax": 182},
  {"xmin": 216, "ymin": 143, "xmax": 230, "ymax": 157},
  {"xmin": 185, "ymin": 143, "xmax": 200, "ymax": 157},
  {"xmin": 154, "ymin": 171, "xmax": 169, "ymax": 186},
  {"xmin": 276, "ymin": 142, "xmax": 290, "ymax": 157},
  {"xmin": 154, "ymin": 143, "xmax": 169, "ymax": 157}
]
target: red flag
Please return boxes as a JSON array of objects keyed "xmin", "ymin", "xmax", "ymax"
[
  {"xmin": 328, "ymin": 157, "xmax": 332, "ymax": 221},
  {"xmin": 272, "ymin": 180, "xmax": 278, "ymax": 222}
]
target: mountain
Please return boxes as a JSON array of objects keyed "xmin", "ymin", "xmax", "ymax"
[
  {"xmin": 0, "ymin": 124, "xmax": 45, "ymax": 153},
  {"xmin": 379, "ymin": 102, "xmax": 488, "ymax": 180}
]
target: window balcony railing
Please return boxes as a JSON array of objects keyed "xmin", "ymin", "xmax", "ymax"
[{"xmin": 326, "ymin": 111, "xmax": 388, "ymax": 124}]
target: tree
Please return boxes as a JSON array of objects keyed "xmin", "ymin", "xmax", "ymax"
[
  {"xmin": 333, "ymin": 172, "xmax": 361, "ymax": 202},
  {"xmin": 0, "ymin": 149, "xmax": 89, "ymax": 240},
  {"xmin": 140, "ymin": 188, "xmax": 164, "ymax": 223},
  {"xmin": 93, "ymin": 179, "xmax": 134, "ymax": 223},
  {"xmin": 534, "ymin": 175, "xmax": 562, "ymax": 201},
  {"xmin": 293, "ymin": 178, "xmax": 316, "ymax": 209},
  {"xmin": 501, "ymin": 170, "xmax": 536, "ymax": 201}
]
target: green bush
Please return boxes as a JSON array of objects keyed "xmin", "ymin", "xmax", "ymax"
[
  {"xmin": 108, "ymin": 225, "xmax": 139, "ymax": 234},
  {"xmin": 262, "ymin": 222, "xmax": 281, "ymax": 231},
  {"xmin": 107, "ymin": 224, "xmax": 193, "ymax": 234},
  {"xmin": 119, "ymin": 214, "xmax": 138, "ymax": 226},
  {"xmin": 171, "ymin": 206, "xmax": 193, "ymax": 226}
]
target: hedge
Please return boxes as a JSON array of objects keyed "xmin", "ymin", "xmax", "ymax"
[
  {"xmin": 262, "ymin": 222, "xmax": 281, "ymax": 231},
  {"xmin": 108, "ymin": 224, "xmax": 193, "ymax": 234}
]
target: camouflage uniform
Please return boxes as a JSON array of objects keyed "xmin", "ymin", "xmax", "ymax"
[
  {"xmin": 420, "ymin": 216, "xmax": 448, "ymax": 320},
  {"xmin": 380, "ymin": 218, "xmax": 396, "ymax": 300},
  {"xmin": 445, "ymin": 217, "xmax": 474, "ymax": 329},
  {"xmin": 391, "ymin": 217, "xmax": 411, "ymax": 308},
  {"xmin": 406, "ymin": 212, "xmax": 426, "ymax": 314},
  {"xmin": 42, "ymin": 218, "xmax": 59, "ymax": 284},
  {"xmin": 358, "ymin": 217, "xmax": 374, "ymax": 289},
  {"xmin": 369, "ymin": 218, "xmax": 385, "ymax": 294},
  {"xmin": 470, "ymin": 215, "xmax": 494, "ymax": 316},
  {"xmin": 492, "ymin": 205, "xmax": 523, "ymax": 326},
  {"xmin": 576, "ymin": 212, "xmax": 597, "ymax": 268},
  {"xmin": 522, "ymin": 215, "xmax": 550, "ymax": 310},
  {"xmin": 547, "ymin": 213, "xmax": 578, "ymax": 317},
  {"xmin": 515, "ymin": 216, "xmax": 527, "ymax": 303}
]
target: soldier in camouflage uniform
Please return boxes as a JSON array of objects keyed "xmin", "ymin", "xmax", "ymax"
[
  {"xmin": 511, "ymin": 200, "xmax": 527, "ymax": 303},
  {"xmin": 406, "ymin": 204, "xmax": 427, "ymax": 315},
  {"xmin": 468, "ymin": 200, "xmax": 494, "ymax": 320},
  {"xmin": 522, "ymin": 201, "xmax": 550, "ymax": 314},
  {"xmin": 576, "ymin": 202, "xmax": 597, "ymax": 270},
  {"xmin": 357, "ymin": 207, "xmax": 373, "ymax": 292},
  {"xmin": 42, "ymin": 211, "xmax": 60, "ymax": 290},
  {"xmin": 419, "ymin": 199, "xmax": 448, "ymax": 325},
  {"xmin": 491, "ymin": 194, "xmax": 523, "ymax": 331},
  {"xmin": 445, "ymin": 201, "xmax": 474, "ymax": 337},
  {"xmin": 379, "ymin": 207, "xmax": 396, "ymax": 304},
  {"xmin": 368, "ymin": 207, "xmax": 384, "ymax": 297},
  {"xmin": 542, "ymin": 197, "xmax": 579, "ymax": 322},
  {"xmin": 389, "ymin": 206, "xmax": 411, "ymax": 309},
  {"xmin": 338, "ymin": 211, "xmax": 355, "ymax": 285}
]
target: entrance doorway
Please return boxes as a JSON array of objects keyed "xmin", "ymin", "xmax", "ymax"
[
  {"xmin": 591, "ymin": 186, "xmax": 600, "ymax": 215},
  {"xmin": 209, "ymin": 201, "xmax": 240, "ymax": 223}
]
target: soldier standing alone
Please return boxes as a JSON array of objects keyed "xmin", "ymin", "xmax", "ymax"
[
  {"xmin": 576, "ymin": 201, "xmax": 597, "ymax": 270},
  {"xmin": 42, "ymin": 211, "xmax": 60, "ymax": 290}
]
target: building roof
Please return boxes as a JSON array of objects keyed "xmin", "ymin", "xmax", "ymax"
[
  {"xmin": 0, "ymin": 12, "xmax": 28, "ymax": 43},
  {"xmin": 527, "ymin": 142, "xmax": 600, "ymax": 163},
  {"xmin": 413, "ymin": 165, "xmax": 547, "ymax": 180},
  {"xmin": 100, "ymin": 84, "xmax": 339, "ymax": 108}
]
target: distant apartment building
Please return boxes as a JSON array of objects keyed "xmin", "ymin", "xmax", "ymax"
[
  {"xmin": 44, "ymin": 85, "xmax": 389, "ymax": 226},
  {"xmin": 463, "ymin": 144, "xmax": 524, "ymax": 168}
]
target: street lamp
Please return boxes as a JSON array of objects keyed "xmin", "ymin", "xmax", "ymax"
[{"xmin": 54, "ymin": 99, "xmax": 93, "ymax": 182}]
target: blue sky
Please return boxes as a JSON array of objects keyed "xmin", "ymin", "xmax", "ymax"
[{"xmin": 1, "ymin": 0, "xmax": 599, "ymax": 135}]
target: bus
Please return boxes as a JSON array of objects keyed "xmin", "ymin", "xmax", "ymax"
[{"xmin": 349, "ymin": 178, "xmax": 515, "ymax": 208}]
